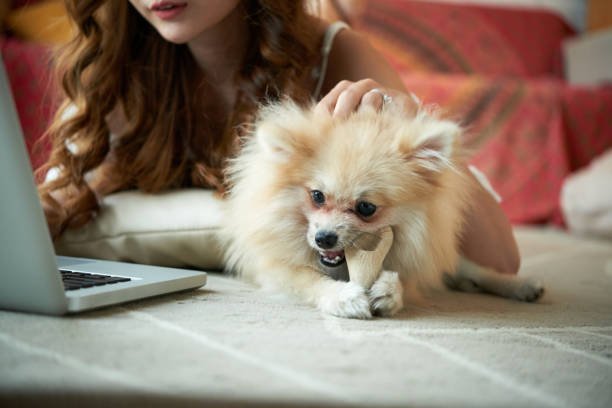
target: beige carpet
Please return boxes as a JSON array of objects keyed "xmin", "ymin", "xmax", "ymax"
[{"xmin": 1, "ymin": 227, "xmax": 611, "ymax": 407}]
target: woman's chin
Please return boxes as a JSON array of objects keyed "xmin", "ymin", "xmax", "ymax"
[{"xmin": 156, "ymin": 27, "xmax": 198, "ymax": 45}]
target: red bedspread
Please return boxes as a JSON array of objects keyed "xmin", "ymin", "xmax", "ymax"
[
  {"xmin": 356, "ymin": 1, "xmax": 612, "ymax": 225},
  {"xmin": 358, "ymin": 0, "xmax": 575, "ymax": 78},
  {"xmin": 1, "ymin": 37, "xmax": 55, "ymax": 171},
  {"xmin": 401, "ymin": 73, "xmax": 612, "ymax": 224}
]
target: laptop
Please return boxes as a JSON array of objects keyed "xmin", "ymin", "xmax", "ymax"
[{"xmin": 0, "ymin": 55, "xmax": 207, "ymax": 315}]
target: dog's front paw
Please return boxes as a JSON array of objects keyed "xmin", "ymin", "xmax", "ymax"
[
  {"xmin": 319, "ymin": 281, "xmax": 372, "ymax": 319},
  {"xmin": 368, "ymin": 271, "xmax": 404, "ymax": 317},
  {"xmin": 513, "ymin": 280, "xmax": 545, "ymax": 302}
]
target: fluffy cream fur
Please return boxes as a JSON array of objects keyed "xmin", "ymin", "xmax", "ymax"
[{"xmin": 222, "ymin": 101, "xmax": 543, "ymax": 319}]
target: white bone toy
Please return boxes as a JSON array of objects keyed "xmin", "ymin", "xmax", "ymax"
[{"xmin": 345, "ymin": 226, "xmax": 393, "ymax": 289}]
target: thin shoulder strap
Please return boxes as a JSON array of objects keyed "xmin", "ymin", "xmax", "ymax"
[{"xmin": 312, "ymin": 21, "xmax": 350, "ymax": 100}]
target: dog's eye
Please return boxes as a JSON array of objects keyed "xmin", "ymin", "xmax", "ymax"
[
  {"xmin": 311, "ymin": 190, "xmax": 325, "ymax": 206},
  {"xmin": 355, "ymin": 201, "xmax": 377, "ymax": 217}
]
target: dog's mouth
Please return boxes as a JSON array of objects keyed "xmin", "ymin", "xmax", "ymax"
[{"xmin": 318, "ymin": 250, "xmax": 346, "ymax": 268}]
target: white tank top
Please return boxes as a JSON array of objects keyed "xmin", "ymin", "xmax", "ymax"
[{"xmin": 312, "ymin": 21, "xmax": 349, "ymax": 100}]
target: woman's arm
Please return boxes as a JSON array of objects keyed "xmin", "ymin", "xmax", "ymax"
[
  {"xmin": 460, "ymin": 169, "xmax": 520, "ymax": 274},
  {"xmin": 315, "ymin": 26, "xmax": 521, "ymax": 274}
]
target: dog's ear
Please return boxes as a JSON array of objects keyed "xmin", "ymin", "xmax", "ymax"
[
  {"xmin": 256, "ymin": 122, "xmax": 305, "ymax": 162},
  {"xmin": 399, "ymin": 118, "xmax": 460, "ymax": 173},
  {"xmin": 255, "ymin": 102, "xmax": 318, "ymax": 163}
]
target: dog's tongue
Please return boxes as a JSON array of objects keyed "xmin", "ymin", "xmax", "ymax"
[{"xmin": 323, "ymin": 250, "xmax": 344, "ymax": 258}]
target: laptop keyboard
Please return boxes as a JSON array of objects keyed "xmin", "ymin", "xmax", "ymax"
[{"xmin": 60, "ymin": 269, "xmax": 131, "ymax": 291}]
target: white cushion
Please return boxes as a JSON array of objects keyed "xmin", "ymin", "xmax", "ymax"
[
  {"xmin": 561, "ymin": 149, "xmax": 612, "ymax": 240},
  {"xmin": 55, "ymin": 189, "xmax": 225, "ymax": 270}
]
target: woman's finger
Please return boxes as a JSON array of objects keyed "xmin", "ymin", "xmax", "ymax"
[
  {"xmin": 315, "ymin": 78, "xmax": 422, "ymax": 118},
  {"xmin": 359, "ymin": 88, "xmax": 388, "ymax": 112},
  {"xmin": 332, "ymin": 78, "xmax": 379, "ymax": 118},
  {"xmin": 314, "ymin": 80, "xmax": 354, "ymax": 116}
]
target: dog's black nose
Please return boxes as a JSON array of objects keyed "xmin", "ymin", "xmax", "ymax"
[{"xmin": 315, "ymin": 230, "xmax": 338, "ymax": 249}]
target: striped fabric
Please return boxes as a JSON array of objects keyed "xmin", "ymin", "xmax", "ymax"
[
  {"xmin": 355, "ymin": 1, "xmax": 612, "ymax": 225},
  {"xmin": 357, "ymin": 0, "xmax": 575, "ymax": 78}
]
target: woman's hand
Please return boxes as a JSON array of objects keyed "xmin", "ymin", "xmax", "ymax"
[{"xmin": 314, "ymin": 78, "xmax": 420, "ymax": 118}]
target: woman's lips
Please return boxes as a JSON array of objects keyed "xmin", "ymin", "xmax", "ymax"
[{"xmin": 150, "ymin": 2, "xmax": 187, "ymax": 20}]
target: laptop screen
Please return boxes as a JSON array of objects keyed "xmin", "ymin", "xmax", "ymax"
[{"xmin": 0, "ymin": 54, "xmax": 68, "ymax": 314}]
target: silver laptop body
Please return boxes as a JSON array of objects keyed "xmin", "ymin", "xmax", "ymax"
[{"xmin": 0, "ymin": 55, "xmax": 206, "ymax": 315}]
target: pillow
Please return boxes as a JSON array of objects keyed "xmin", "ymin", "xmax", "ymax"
[
  {"xmin": 354, "ymin": 0, "xmax": 576, "ymax": 77},
  {"xmin": 561, "ymin": 149, "xmax": 612, "ymax": 240},
  {"xmin": 55, "ymin": 189, "xmax": 226, "ymax": 271}
]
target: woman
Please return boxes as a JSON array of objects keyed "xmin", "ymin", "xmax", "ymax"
[{"xmin": 39, "ymin": 0, "xmax": 519, "ymax": 275}]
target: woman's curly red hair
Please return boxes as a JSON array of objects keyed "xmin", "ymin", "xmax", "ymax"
[{"xmin": 38, "ymin": 0, "xmax": 318, "ymax": 238}]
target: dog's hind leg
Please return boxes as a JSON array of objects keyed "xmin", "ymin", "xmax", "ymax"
[{"xmin": 443, "ymin": 257, "xmax": 544, "ymax": 302}]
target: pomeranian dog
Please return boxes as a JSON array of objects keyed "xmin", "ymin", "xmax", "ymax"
[{"xmin": 222, "ymin": 101, "xmax": 544, "ymax": 319}]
